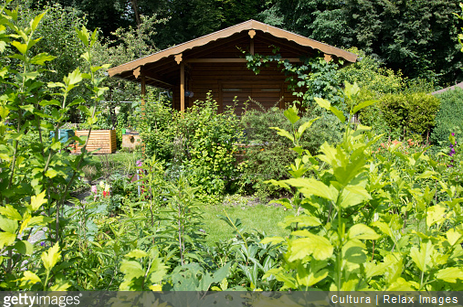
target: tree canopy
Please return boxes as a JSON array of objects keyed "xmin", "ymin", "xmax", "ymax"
[{"xmin": 21, "ymin": 0, "xmax": 463, "ymax": 87}]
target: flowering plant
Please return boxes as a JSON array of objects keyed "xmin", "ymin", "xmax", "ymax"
[{"xmin": 91, "ymin": 181, "xmax": 111, "ymax": 200}]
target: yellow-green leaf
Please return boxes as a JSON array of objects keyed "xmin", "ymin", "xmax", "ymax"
[
  {"xmin": 30, "ymin": 53, "xmax": 56, "ymax": 65},
  {"xmin": 0, "ymin": 106, "xmax": 9, "ymax": 120},
  {"xmin": 125, "ymin": 249, "xmax": 148, "ymax": 259},
  {"xmin": 285, "ymin": 177, "xmax": 338, "ymax": 201},
  {"xmin": 436, "ymin": 267, "xmax": 463, "ymax": 283},
  {"xmin": 0, "ymin": 215, "xmax": 18, "ymax": 233},
  {"xmin": 10, "ymin": 41, "xmax": 27, "ymax": 54},
  {"xmin": 30, "ymin": 11, "xmax": 46, "ymax": 31},
  {"xmin": 289, "ymin": 232, "xmax": 333, "ymax": 261},
  {"xmin": 260, "ymin": 237, "xmax": 285, "ymax": 245},
  {"xmin": 352, "ymin": 100, "xmax": 376, "ymax": 114},
  {"xmin": 45, "ymin": 169, "xmax": 58, "ymax": 178},
  {"xmin": 49, "ymin": 282, "xmax": 71, "ymax": 291},
  {"xmin": 270, "ymin": 127, "xmax": 294, "ymax": 142},
  {"xmin": 18, "ymin": 271, "xmax": 41, "ymax": 287},
  {"xmin": 31, "ymin": 190, "xmax": 47, "ymax": 211},
  {"xmin": 18, "ymin": 215, "xmax": 31, "ymax": 235},
  {"xmin": 120, "ymin": 260, "xmax": 144, "ymax": 280},
  {"xmin": 41, "ymin": 242, "xmax": 61, "ymax": 271},
  {"xmin": 410, "ymin": 241, "xmax": 433, "ymax": 273},
  {"xmin": 426, "ymin": 204, "xmax": 447, "ymax": 227},
  {"xmin": 0, "ymin": 232, "xmax": 16, "ymax": 249},
  {"xmin": 348, "ymin": 224, "xmax": 380, "ymax": 240},
  {"xmin": 0, "ymin": 205, "xmax": 22, "ymax": 221},
  {"xmin": 298, "ymin": 117, "xmax": 319, "ymax": 136},
  {"xmin": 446, "ymin": 229, "xmax": 462, "ymax": 246}
]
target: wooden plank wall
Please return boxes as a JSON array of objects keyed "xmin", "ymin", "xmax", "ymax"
[
  {"xmin": 187, "ymin": 62, "xmax": 300, "ymax": 114},
  {"xmin": 74, "ymin": 130, "xmax": 117, "ymax": 154}
]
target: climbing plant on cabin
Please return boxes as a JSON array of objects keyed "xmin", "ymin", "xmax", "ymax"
[{"xmin": 243, "ymin": 48, "xmax": 343, "ymax": 107}]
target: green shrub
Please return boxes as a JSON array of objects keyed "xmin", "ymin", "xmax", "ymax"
[
  {"xmin": 239, "ymin": 105, "xmax": 342, "ymax": 199},
  {"xmin": 431, "ymin": 88, "xmax": 463, "ymax": 146},
  {"xmin": 360, "ymin": 92, "xmax": 440, "ymax": 141},
  {"xmin": 262, "ymin": 83, "xmax": 463, "ymax": 291},
  {"xmin": 135, "ymin": 93, "xmax": 242, "ymax": 202}
]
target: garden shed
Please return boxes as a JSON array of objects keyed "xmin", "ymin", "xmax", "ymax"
[{"xmin": 108, "ymin": 20, "xmax": 357, "ymax": 114}]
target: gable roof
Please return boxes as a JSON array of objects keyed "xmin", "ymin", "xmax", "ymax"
[{"xmin": 108, "ymin": 19, "xmax": 357, "ymax": 83}]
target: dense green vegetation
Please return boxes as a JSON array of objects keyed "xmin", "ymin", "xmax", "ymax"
[
  {"xmin": 1, "ymin": 0, "xmax": 463, "ymax": 293},
  {"xmin": 25, "ymin": 0, "xmax": 463, "ymax": 87}
]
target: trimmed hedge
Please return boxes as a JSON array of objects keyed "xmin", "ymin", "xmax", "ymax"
[
  {"xmin": 431, "ymin": 88, "xmax": 463, "ymax": 146},
  {"xmin": 360, "ymin": 92, "xmax": 440, "ymax": 141}
]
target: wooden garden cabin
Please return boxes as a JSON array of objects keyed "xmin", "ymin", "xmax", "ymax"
[{"xmin": 108, "ymin": 20, "xmax": 357, "ymax": 114}]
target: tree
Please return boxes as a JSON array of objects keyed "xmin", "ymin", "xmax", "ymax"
[{"xmin": 259, "ymin": 0, "xmax": 463, "ymax": 86}]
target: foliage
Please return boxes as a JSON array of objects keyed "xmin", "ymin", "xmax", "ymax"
[
  {"xmin": 431, "ymin": 87, "xmax": 463, "ymax": 146},
  {"xmin": 245, "ymin": 50, "xmax": 342, "ymax": 107},
  {"xmin": 360, "ymin": 92, "xmax": 440, "ymax": 141},
  {"xmin": 0, "ymin": 2, "xmax": 108, "ymax": 290},
  {"xmin": 260, "ymin": 0, "xmax": 463, "ymax": 86},
  {"xmin": 239, "ymin": 105, "xmax": 342, "ymax": 199},
  {"xmin": 262, "ymin": 82, "xmax": 463, "ymax": 290},
  {"xmin": 136, "ymin": 93, "xmax": 242, "ymax": 202}
]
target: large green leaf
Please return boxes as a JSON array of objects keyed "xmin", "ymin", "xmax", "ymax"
[
  {"xmin": 285, "ymin": 177, "xmax": 338, "ymax": 201},
  {"xmin": 0, "ymin": 232, "xmax": 16, "ymax": 249},
  {"xmin": 289, "ymin": 231, "xmax": 333, "ymax": 261},
  {"xmin": 296, "ymin": 260, "xmax": 328, "ymax": 287},
  {"xmin": 314, "ymin": 97, "xmax": 346, "ymax": 122},
  {"xmin": 0, "ymin": 215, "xmax": 18, "ymax": 233},
  {"xmin": 30, "ymin": 53, "xmax": 56, "ymax": 66},
  {"xmin": 283, "ymin": 106, "xmax": 300, "ymax": 124},
  {"xmin": 125, "ymin": 249, "xmax": 148, "ymax": 259},
  {"xmin": 0, "ymin": 205, "xmax": 22, "ymax": 221},
  {"xmin": 410, "ymin": 241, "xmax": 433, "ymax": 272},
  {"xmin": 339, "ymin": 184, "xmax": 371, "ymax": 208},
  {"xmin": 269, "ymin": 127, "xmax": 294, "ymax": 142},
  {"xmin": 352, "ymin": 100, "xmax": 376, "ymax": 114},
  {"xmin": 348, "ymin": 224, "xmax": 380, "ymax": 240},
  {"xmin": 436, "ymin": 267, "xmax": 463, "ymax": 283},
  {"xmin": 14, "ymin": 240, "xmax": 33, "ymax": 255},
  {"xmin": 41, "ymin": 243, "xmax": 61, "ymax": 271}
]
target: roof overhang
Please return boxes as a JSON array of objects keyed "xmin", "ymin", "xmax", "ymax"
[{"xmin": 108, "ymin": 19, "xmax": 357, "ymax": 87}]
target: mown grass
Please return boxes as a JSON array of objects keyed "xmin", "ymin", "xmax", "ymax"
[{"xmin": 201, "ymin": 201, "xmax": 292, "ymax": 247}]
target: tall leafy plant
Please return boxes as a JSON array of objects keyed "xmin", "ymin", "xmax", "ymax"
[
  {"xmin": 0, "ymin": 2, "xmax": 108, "ymax": 290},
  {"xmin": 262, "ymin": 82, "xmax": 463, "ymax": 290}
]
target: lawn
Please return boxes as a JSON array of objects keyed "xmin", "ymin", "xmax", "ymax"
[
  {"xmin": 81, "ymin": 151, "xmax": 291, "ymax": 247},
  {"xmin": 202, "ymin": 201, "xmax": 292, "ymax": 246}
]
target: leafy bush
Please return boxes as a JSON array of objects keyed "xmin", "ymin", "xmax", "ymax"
[
  {"xmin": 431, "ymin": 88, "xmax": 463, "ymax": 146},
  {"xmin": 262, "ymin": 83, "xmax": 463, "ymax": 291},
  {"xmin": 239, "ymin": 105, "xmax": 342, "ymax": 199},
  {"xmin": 136, "ymin": 93, "xmax": 242, "ymax": 202},
  {"xmin": 0, "ymin": 6, "xmax": 108, "ymax": 290},
  {"xmin": 360, "ymin": 92, "xmax": 440, "ymax": 141}
]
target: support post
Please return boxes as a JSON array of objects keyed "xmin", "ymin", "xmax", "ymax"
[
  {"xmin": 180, "ymin": 62, "xmax": 185, "ymax": 112},
  {"xmin": 141, "ymin": 73, "xmax": 146, "ymax": 104}
]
